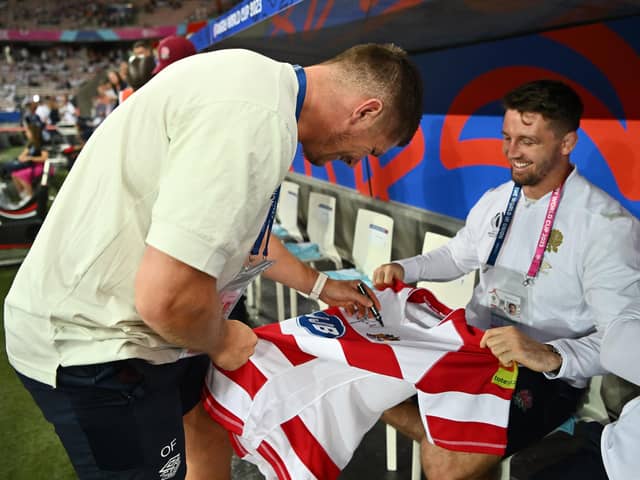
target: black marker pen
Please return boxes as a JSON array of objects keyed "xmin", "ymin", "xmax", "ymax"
[{"xmin": 357, "ymin": 282, "xmax": 384, "ymax": 327}]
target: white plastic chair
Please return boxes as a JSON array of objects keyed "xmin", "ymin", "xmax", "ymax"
[
  {"xmin": 272, "ymin": 180, "xmax": 304, "ymax": 243},
  {"xmin": 316, "ymin": 208, "xmax": 394, "ymax": 311},
  {"xmin": 386, "ymin": 231, "xmax": 476, "ymax": 479},
  {"xmin": 416, "ymin": 232, "xmax": 476, "ymax": 309},
  {"xmin": 280, "ymin": 192, "xmax": 344, "ymax": 319}
]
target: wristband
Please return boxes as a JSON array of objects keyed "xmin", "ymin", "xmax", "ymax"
[{"xmin": 309, "ymin": 272, "xmax": 328, "ymax": 300}]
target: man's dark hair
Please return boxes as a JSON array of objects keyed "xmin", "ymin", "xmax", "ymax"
[
  {"xmin": 325, "ymin": 43, "xmax": 424, "ymax": 146},
  {"xmin": 133, "ymin": 40, "xmax": 151, "ymax": 51},
  {"xmin": 127, "ymin": 55, "xmax": 156, "ymax": 90},
  {"xmin": 502, "ymin": 80, "xmax": 583, "ymax": 135}
]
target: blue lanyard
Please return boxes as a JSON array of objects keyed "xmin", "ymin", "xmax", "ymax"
[
  {"xmin": 486, "ymin": 183, "xmax": 522, "ymax": 266},
  {"xmin": 293, "ymin": 65, "xmax": 306, "ymax": 120},
  {"xmin": 250, "ymin": 65, "xmax": 307, "ymax": 257}
]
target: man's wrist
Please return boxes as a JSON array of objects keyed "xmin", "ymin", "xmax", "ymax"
[
  {"xmin": 309, "ymin": 272, "xmax": 328, "ymax": 300},
  {"xmin": 544, "ymin": 344, "xmax": 563, "ymax": 375}
]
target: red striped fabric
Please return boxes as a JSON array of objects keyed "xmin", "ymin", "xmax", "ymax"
[
  {"xmin": 426, "ymin": 416, "xmax": 508, "ymax": 455},
  {"xmin": 327, "ymin": 308, "xmax": 404, "ymax": 379},
  {"xmin": 258, "ymin": 322, "xmax": 317, "ymax": 366},
  {"xmin": 217, "ymin": 359, "xmax": 268, "ymax": 400},
  {"xmin": 402, "ymin": 284, "xmax": 453, "ymax": 318},
  {"xmin": 281, "ymin": 415, "xmax": 341, "ymax": 480},
  {"xmin": 201, "ymin": 392, "xmax": 244, "ymax": 435},
  {"xmin": 416, "ymin": 312, "xmax": 516, "ymax": 400},
  {"xmin": 203, "ymin": 283, "xmax": 516, "ymax": 477},
  {"xmin": 257, "ymin": 440, "xmax": 293, "ymax": 480},
  {"xmin": 229, "ymin": 432, "xmax": 249, "ymax": 458}
]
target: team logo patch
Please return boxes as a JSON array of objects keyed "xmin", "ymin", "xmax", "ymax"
[
  {"xmin": 159, "ymin": 46, "xmax": 171, "ymax": 60},
  {"xmin": 492, "ymin": 364, "xmax": 518, "ymax": 390},
  {"xmin": 297, "ymin": 311, "xmax": 346, "ymax": 338},
  {"xmin": 546, "ymin": 229, "xmax": 563, "ymax": 253},
  {"xmin": 488, "ymin": 212, "xmax": 503, "ymax": 237},
  {"xmin": 159, "ymin": 453, "xmax": 181, "ymax": 479},
  {"xmin": 366, "ymin": 332, "xmax": 400, "ymax": 342}
]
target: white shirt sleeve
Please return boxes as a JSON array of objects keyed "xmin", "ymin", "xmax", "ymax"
[
  {"xmin": 395, "ymin": 246, "xmax": 466, "ymax": 284},
  {"xmin": 601, "ymin": 304, "xmax": 640, "ymax": 386},
  {"xmin": 545, "ymin": 331, "xmax": 604, "ymax": 386},
  {"xmin": 600, "ymin": 303, "xmax": 640, "ymax": 480},
  {"xmin": 547, "ymin": 214, "xmax": 640, "ymax": 387},
  {"xmin": 394, "ymin": 196, "xmax": 489, "ymax": 283}
]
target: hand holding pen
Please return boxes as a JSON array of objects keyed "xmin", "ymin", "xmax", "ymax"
[{"xmin": 356, "ymin": 282, "xmax": 384, "ymax": 326}]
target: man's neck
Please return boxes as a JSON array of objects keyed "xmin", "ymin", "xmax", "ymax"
[{"xmin": 522, "ymin": 162, "xmax": 573, "ymax": 200}]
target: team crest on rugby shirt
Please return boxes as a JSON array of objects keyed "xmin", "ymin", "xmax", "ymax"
[
  {"xmin": 546, "ymin": 229, "xmax": 563, "ymax": 253},
  {"xmin": 366, "ymin": 332, "xmax": 400, "ymax": 342},
  {"xmin": 297, "ymin": 311, "xmax": 346, "ymax": 338}
]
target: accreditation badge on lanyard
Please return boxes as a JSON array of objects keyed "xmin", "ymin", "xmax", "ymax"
[
  {"xmin": 218, "ymin": 188, "xmax": 279, "ymax": 318},
  {"xmin": 483, "ymin": 182, "xmax": 564, "ymax": 327},
  {"xmin": 219, "ymin": 64, "xmax": 308, "ymax": 320}
]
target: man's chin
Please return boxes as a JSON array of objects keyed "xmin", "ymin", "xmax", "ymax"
[
  {"xmin": 304, "ymin": 155, "xmax": 328, "ymax": 167},
  {"xmin": 511, "ymin": 169, "xmax": 535, "ymax": 186}
]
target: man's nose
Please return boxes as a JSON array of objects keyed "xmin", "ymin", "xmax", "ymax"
[{"xmin": 504, "ymin": 141, "xmax": 520, "ymax": 159}]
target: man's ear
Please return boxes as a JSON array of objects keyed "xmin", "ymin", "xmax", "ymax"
[
  {"xmin": 560, "ymin": 131, "xmax": 578, "ymax": 155},
  {"xmin": 350, "ymin": 98, "xmax": 383, "ymax": 125}
]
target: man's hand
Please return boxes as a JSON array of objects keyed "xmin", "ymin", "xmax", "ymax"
[
  {"xmin": 480, "ymin": 326, "xmax": 562, "ymax": 372},
  {"xmin": 209, "ymin": 320, "xmax": 258, "ymax": 371},
  {"xmin": 372, "ymin": 263, "xmax": 405, "ymax": 289},
  {"xmin": 319, "ymin": 279, "xmax": 379, "ymax": 317}
]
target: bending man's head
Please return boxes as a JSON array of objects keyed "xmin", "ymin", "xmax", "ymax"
[
  {"xmin": 300, "ymin": 43, "xmax": 423, "ymax": 167},
  {"xmin": 323, "ymin": 43, "xmax": 423, "ymax": 147}
]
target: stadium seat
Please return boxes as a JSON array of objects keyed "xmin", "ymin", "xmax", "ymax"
[
  {"xmin": 248, "ymin": 180, "xmax": 304, "ymax": 321},
  {"xmin": 282, "ymin": 191, "xmax": 343, "ymax": 318},
  {"xmin": 272, "ymin": 180, "xmax": 304, "ymax": 242},
  {"xmin": 314, "ymin": 208, "xmax": 394, "ymax": 312},
  {"xmin": 417, "ymin": 232, "xmax": 476, "ymax": 308}
]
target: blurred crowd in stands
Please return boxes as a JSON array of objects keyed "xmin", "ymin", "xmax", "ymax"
[
  {"xmin": 0, "ymin": 34, "xmax": 201, "ymax": 151},
  {"xmin": 0, "ymin": 0, "xmax": 242, "ymax": 167},
  {"xmin": 0, "ymin": 43, "xmax": 127, "ymax": 112},
  {"xmin": 0, "ymin": 0, "xmax": 231, "ymax": 29}
]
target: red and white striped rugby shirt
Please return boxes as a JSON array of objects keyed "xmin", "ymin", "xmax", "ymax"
[{"xmin": 203, "ymin": 282, "xmax": 517, "ymax": 480}]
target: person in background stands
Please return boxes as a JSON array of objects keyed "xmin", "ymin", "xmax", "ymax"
[
  {"xmin": 11, "ymin": 121, "xmax": 49, "ymax": 201},
  {"xmin": 107, "ymin": 70, "xmax": 127, "ymax": 107},
  {"xmin": 132, "ymin": 39, "xmax": 153, "ymax": 58},
  {"xmin": 151, "ymin": 35, "xmax": 196, "ymax": 76},
  {"xmin": 58, "ymin": 94, "xmax": 77, "ymax": 125}
]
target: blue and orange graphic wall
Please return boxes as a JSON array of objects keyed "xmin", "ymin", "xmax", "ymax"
[{"xmin": 291, "ymin": 16, "xmax": 640, "ymax": 220}]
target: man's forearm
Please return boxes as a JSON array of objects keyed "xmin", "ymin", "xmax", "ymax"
[
  {"xmin": 142, "ymin": 297, "xmax": 227, "ymax": 357},
  {"xmin": 261, "ymin": 234, "xmax": 319, "ymax": 295},
  {"xmin": 395, "ymin": 245, "xmax": 466, "ymax": 283}
]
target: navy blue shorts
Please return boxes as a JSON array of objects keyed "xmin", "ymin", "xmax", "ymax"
[
  {"xmin": 17, "ymin": 355, "xmax": 210, "ymax": 479},
  {"xmin": 505, "ymin": 367, "xmax": 585, "ymax": 456}
]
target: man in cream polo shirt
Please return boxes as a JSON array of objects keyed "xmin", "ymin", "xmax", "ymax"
[{"xmin": 4, "ymin": 44, "xmax": 424, "ymax": 479}]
